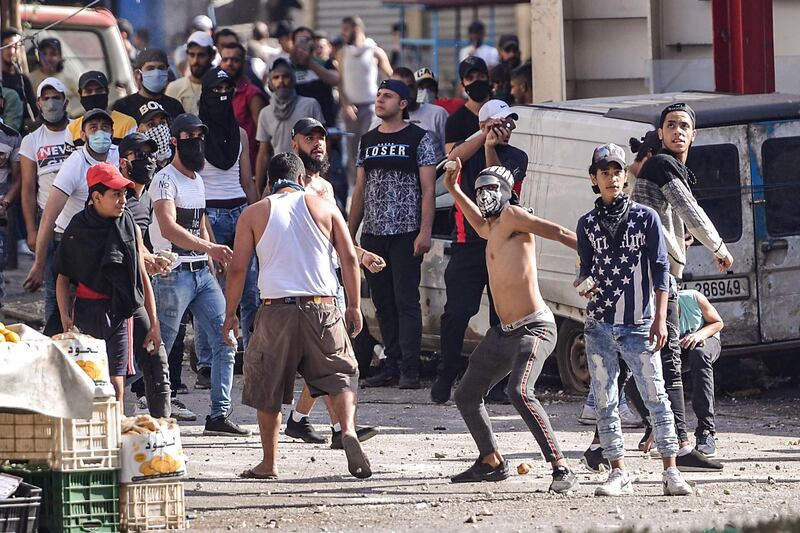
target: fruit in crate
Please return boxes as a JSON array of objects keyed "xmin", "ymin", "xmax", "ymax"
[{"xmin": 75, "ymin": 360, "xmax": 103, "ymax": 380}]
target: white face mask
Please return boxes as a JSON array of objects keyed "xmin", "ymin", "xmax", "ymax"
[
  {"xmin": 476, "ymin": 187, "xmax": 503, "ymax": 218},
  {"xmin": 417, "ymin": 88, "xmax": 435, "ymax": 104}
]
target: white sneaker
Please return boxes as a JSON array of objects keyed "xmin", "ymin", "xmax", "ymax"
[
  {"xmin": 578, "ymin": 404, "xmax": 596, "ymax": 425},
  {"xmin": 170, "ymin": 398, "xmax": 197, "ymax": 421},
  {"xmin": 17, "ymin": 239, "xmax": 34, "ymax": 257},
  {"xmin": 620, "ymin": 403, "xmax": 644, "ymax": 428},
  {"xmin": 133, "ymin": 396, "xmax": 149, "ymax": 415},
  {"xmin": 663, "ymin": 466, "xmax": 693, "ymax": 495},
  {"xmin": 595, "ymin": 468, "xmax": 634, "ymax": 496}
]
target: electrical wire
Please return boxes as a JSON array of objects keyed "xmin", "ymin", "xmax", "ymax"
[{"xmin": 0, "ymin": 0, "xmax": 102, "ymax": 51}]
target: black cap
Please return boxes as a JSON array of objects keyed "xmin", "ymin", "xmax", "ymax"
[
  {"xmin": 274, "ymin": 20, "xmax": 292, "ymax": 39},
  {"xmin": 82, "ymin": 108, "xmax": 114, "ymax": 127},
  {"xmin": 78, "ymin": 70, "xmax": 109, "ymax": 91},
  {"xmin": 135, "ymin": 48, "xmax": 168, "ymax": 69},
  {"xmin": 38, "ymin": 37, "xmax": 61, "ymax": 53},
  {"xmin": 119, "ymin": 132, "xmax": 157, "ymax": 156},
  {"xmin": 379, "ymin": 79, "xmax": 410, "ymax": 101},
  {"xmin": 291, "ymin": 118, "xmax": 327, "ymax": 138},
  {"xmin": 270, "ymin": 57, "xmax": 292, "ymax": 73},
  {"xmin": 171, "ymin": 113, "xmax": 208, "ymax": 136},
  {"xmin": 459, "ymin": 56, "xmax": 488, "ymax": 80},
  {"xmin": 134, "ymin": 101, "xmax": 169, "ymax": 124},
  {"xmin": 498, "ymin": 34, "xmax": 519, "ymax": 50},
  {"xmin": 468, "ymin": 21, "xmax": 484, "ymax": 34},
  {"xmin": 201, "ymin": 67, "xmax": 232, "ymax": 90},
  {"xmin": 1, "ymin": 27, "xmax": 22, "ymax": 41}
]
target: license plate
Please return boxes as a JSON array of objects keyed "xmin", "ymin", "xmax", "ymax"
[{"xmin": 680, "ymin": 276, "xmax": 750, "ymax": 302}]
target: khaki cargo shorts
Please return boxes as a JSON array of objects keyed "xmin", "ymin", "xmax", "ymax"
[{"xmin": 242, "ymin": 302, "xmax": 359, "ymax": 413}]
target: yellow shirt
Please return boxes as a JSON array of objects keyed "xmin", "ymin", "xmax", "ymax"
[{"xmin": 67, "ymin": 110, "xmax": 138, "ymax": 148}]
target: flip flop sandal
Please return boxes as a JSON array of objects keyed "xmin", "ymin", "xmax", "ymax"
[
  {"xmin": 239, "ymin": 468, "xmax": 278, "ymax": 479},
  {"xmin": 342, "ymin": 434, "xmax": 372, "ymax": 479}
]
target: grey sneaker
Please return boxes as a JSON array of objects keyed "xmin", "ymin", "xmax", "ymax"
[
  {"xmin": 549, "ymin": 466, "xmax": 579, "ymax": 493},
  {"xmin": 170, "ymin": 398, "xmax": 197, "ymax": 421},
  {"xmin": 195, "ymin": 367, "xmax": 211, "ymax": 389},
  {"xmin": 696, "ymin": 432, "xmax": 717, "ymax": 457}
]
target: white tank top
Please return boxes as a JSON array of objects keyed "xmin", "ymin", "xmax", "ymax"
[
  {"xmin": 256, "ymin": 192, "xmax": 339, "ymax": 299},
  {"xmin": 202, "ymin": 144, "xmax": 246, "ymax": 201},
  {"xmin": 343, "ymin": 40, "xmax": 378, "ymax": 105}
]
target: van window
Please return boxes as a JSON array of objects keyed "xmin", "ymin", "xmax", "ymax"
[
  {"xmin": 761, "ymin": 137, "xmax": 800, "ymax": 237},
  {"xmin": 686, "ymin": 143, "xmax": 742, "ymax": 242},
  {"xmin": 27, "ymin": 29, "xmax": 108, "ymax": 79}
]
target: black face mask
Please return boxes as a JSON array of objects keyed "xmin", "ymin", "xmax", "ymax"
[
  {"xmin": 299, "ymin": 150, "xmax": 330, "ymax": 176},
  {"xmin": 80, "ymin": 93, "xmax": 109, "ymax": 112},
  {"xmin": 464, "ymin": 80, "xmax": 491, "ymax": 103},
  {"xmin": 177, "ymin": 138, "xmax": 205, "ymax": 172},
  {"xmin": 204, "ymin": 91, "xmax": 234, "ymax": 122},
  {"xmin": 130, "ymin": 157, "xmax": 157, "ymax": 185}
]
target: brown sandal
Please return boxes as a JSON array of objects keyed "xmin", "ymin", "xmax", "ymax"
[{"xmin": 239, "ymin": 468, "xmax": 278, "ymax": 479}]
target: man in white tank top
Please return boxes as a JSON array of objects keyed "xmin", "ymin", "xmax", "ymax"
[
  {"xmin": 337, "ymin": 16, "xmax": 392, "ymax": 187},
  {"xmin": 223, "ymin": 152, "xmax": 371, "ymax": 479}
]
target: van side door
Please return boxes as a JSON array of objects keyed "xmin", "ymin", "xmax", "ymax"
[
  {"xmin": 682, "ymin": 125, "xmax": 760, "ymax": 346},
  {"xmin": 748, "ymin": 121, "xmax": 800, "ymax": 344}
]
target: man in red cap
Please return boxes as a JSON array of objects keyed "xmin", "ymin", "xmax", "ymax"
[{"xmin": 53, "ymin": 162, "xmax": 166, "ymax": 410}]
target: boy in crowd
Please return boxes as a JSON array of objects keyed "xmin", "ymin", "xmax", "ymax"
[
  {"xmin": 54, "ymin": 163, "xmax": 166, "ymax": 412},
  {"xmin": 443, "ymin": 159, "xmax": 579, "ymax": 493},
  {"xmin": 575, "ymin": 143, "xmax": 692, "ymax": 496}
]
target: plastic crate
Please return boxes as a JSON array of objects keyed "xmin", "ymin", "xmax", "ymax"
[
  {"xmin": 0, "ymin": 481, "xmax": 41, "ymax": 533},
  {"xmin": 0, "ymin": 412, "xmax": 56, "ymax": 463},
  {"xmin": 0, "ymin": 465, "xmax": 120, "ymax": 533},
  {"xmin": 0, "ymin": 399, "xmax": 121, "ymax": 471},
  {"xmin": 120, "ymin": 481, "xmax": 186, "ymax": 531}
]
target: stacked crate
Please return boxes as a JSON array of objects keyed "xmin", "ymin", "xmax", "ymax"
[{"xmin": 0, "ymin": 396, "xmax": 122, "ymax": 532}]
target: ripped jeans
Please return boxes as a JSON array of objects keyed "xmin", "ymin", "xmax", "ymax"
[{"xmin": 584, "ymin": 318, "xmax": 679, "ymax": 462}]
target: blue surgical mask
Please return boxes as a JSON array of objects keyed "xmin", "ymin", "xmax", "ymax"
[
  {"xmin": 141, "ymin": 69, "xmax": 169, "ymax": 94},
  {"xmin": 88, "ymin": 130, "xmax": 112, "ymax": 154}
]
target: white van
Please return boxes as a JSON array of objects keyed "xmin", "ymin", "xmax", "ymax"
[{"xmin": 364, "ymin": 91, "xmax": 800, "ymax": 393}]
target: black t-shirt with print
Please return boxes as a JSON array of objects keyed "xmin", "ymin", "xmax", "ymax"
[
  {"xmin": 444, "ymin": 104, "xmax": 480, "ymax": 144},
  {"xmin": 112, "ymin": 93, "xmax": 185, "ymax": 122},
  {"xmin": 357, "ymin": 124, "xmax": 438, "ymax": 236}
]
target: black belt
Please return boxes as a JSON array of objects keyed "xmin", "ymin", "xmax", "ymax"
[
  {"xmin": 263, "ymin": 296, "xmax": 335, "ymax": 306},
  {"xmin": 176, "ymin": 260, "xmax": 207, "ymax": 272}
]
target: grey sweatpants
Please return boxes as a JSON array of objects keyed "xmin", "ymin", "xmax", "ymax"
[
  {"xmin": 344, "ymin": 103, "xmax": 375, "ymax": 186},
  {"xmin": 454, "ymin": 310, "xmax": 562, "ymax": 463}
]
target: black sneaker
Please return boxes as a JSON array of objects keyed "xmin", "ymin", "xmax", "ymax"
[
  {"xmin": 398, "ymin": 372, "xmax": 421, "ymax": 389},
  {"xmin": 330, "ymin": 425, "xmax": 378, "ymax": 449},
  {"xmin": 285, "ymin": 413, "xmax": 326, "ymax": 444},
  {"xmin": 581, "ymin": 445, "xmax": 610, "ymax": 473},
  {"xmin": 549, "ymin": 466, "xmax": 579, "ymax": 493},
  {"xmin": 430, "ymin": 371, "xmax": 458, "ymax": 404},
  {"xmin": 203, "ymin": 414, "xmax": 252, "ymax": 437},
  {"xmin": 451, "ymin": 459, "xmax": 509, "ymax": 483},
  {"xmin": 365, "ymin": 367, "xmax": 399, "ymax": 388},
  {"xmin": 174, "ymin": 384, "xmax": 189, "ymax": 395},
  {"xmin": 485, "ymin": 386, "xmax": 510, "ymax": 405},
  {"xmin": 195, "ymin": 367, "xmax": 211, "ymax": 390},
  {"xmin": 676, "ymin": 448, "xmax": 724, "ymax": 472}
]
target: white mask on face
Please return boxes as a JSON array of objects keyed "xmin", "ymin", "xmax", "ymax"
[
  {"xmin": 476, "ymin": 187, "xmax": 503, "ymax": 218},
  {"xmin": 417, "ymin": 88, "xmax": 435, "ymax": 104}
]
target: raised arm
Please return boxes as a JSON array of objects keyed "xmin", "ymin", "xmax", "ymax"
[
  {"xmin": 442, "ymin": 157, "xmax": 490, "ymax": 240},
  {"xmin": 504, "ymin": 205, "xmax": 577, "ymax": 250}
]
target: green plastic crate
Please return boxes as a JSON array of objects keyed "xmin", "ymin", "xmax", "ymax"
[{"xmin": 0, "ymin": 465, "xmax": 119, "ymax": 533}]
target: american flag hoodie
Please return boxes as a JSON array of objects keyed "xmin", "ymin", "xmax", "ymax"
[{"xmin": 577, "ymin": 202, "xmax": 670, "ymax": 326}]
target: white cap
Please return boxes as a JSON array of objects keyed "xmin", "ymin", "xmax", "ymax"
[
  {"xmin": 478, "ymin": 99, "xmax": 519, "ymax": 123},
  {"xmin": 37, "ymin": 77, "xmax": 66, "ymax": 98},
  {"xmin": 187, "ymin": 30, "xmax": 213, "ymax": 49},
  {"xmin": 192, "ymin": 15, "xmax": 213, "ymax": 32}
]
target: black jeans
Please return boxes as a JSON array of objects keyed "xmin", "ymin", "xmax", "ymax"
[
  {"xmin": 683, "ymin": 336, "xmax": 721, "ymax": 436},
  {"xmin": 439, "ymin": 242, "xmax": 499, "ymax": 378},
  {"xmin": 361, "ymin": 231, "xmax": 423, "ymax": 376},
  {"xmin": 625, "ymin": 277, "xmax": 688, "ymax": 442},
  {"xmin": 168, "ymin": 311, "xmax": 191, "ymax": 397}
]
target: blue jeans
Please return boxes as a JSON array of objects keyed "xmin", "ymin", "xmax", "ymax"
[
  {"xmin": 153, "ymin": 267, "xmax": 234, "ymax": 418},
  {"xmin": 205, "ymin": 205, "xmax": 260, "ymax": 350},
  {"xmin": 584, "ymin": 318, "xmax": 679, "ymax": 461}
]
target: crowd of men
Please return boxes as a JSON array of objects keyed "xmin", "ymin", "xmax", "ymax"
[{"xmin": 0, "ymin": 13, "xmax": 729, "ymax": 494}]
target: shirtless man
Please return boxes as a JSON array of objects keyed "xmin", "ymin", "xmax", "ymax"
[
  {"xmin": 443, "ymin": 157, "xmax": 580, "ymax": 493},
  {"xmin": 282, "ymin": 118, "xmax": 382, "ymax": 449},
  {"xmin": 223, "ymin": 152, "xmax": 370, "ymax": 479}
]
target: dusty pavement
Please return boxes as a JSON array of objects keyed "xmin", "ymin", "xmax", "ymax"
[{"xmin": 4, "ymin": 256, "xmax": 800, "ymax": 532}]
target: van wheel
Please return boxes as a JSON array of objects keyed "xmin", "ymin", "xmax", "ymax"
[{"xmin": 555, "ymin": 319, "xmax": 590, "ymax": 394}]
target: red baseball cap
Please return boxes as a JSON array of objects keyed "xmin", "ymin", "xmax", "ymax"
[{"xmin": 87, "ymin": 162, "xmax": 134, "ymax": 190}]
